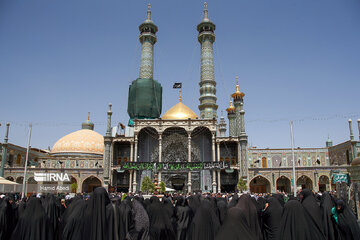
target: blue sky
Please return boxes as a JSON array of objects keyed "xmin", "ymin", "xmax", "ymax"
[{"xmin": 0, "ymin": 0, "xmax": 359, "ymax": 150}]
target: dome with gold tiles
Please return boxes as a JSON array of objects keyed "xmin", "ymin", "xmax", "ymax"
[
  {"xmin": 162, "ymin": 93, "xmax": 198, "ymax": 120},
  {"xmin": 51, "ymin": 116, "xmax": 104, "ymax": 156}
]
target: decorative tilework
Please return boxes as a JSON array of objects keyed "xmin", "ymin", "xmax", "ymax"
[{"xmin": 139, "ymin": 40, "xmax": 154, "ymax": 79}]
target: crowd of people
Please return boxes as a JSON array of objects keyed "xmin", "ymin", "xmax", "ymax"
[{"xmin": 0, "ymin": 188, "xmax": 360, "ymax": 240}]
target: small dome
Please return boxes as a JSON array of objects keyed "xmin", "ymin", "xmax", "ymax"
[
  {"xmin": 162, "ymin": 102, "xmax": 198, "ymax": 120},
  {"xmin": 231, "ymin": 76, "xmax": 245, "ymax": 99},
  {"xmin": 226, "ymin": 100, "xmax": 235, "ymax": 113}
]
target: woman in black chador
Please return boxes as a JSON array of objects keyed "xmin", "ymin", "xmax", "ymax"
[
  {"xmin": 0, "ymin": 197, "xmax": 16, "ymax": 240},
  {"xmin": 262, "ymin": 197, "xmax": 283, "ymax": 240},
  {"xmin": 300, "ymin": 189, "xmax": 326, "ymax": 240},
  {"xmin": 175, "ymin": 196, "xmax": 193, "ymax": 240},
  {"xmin": 187, "ymin": 199, "xmax": 220, "ymax": 240},
  {"xmin": 320, "ymin": 192, "xmax": 337, "ymax": 240},
  {"xmin": 11, "ymin": 197, "xmax": 54, "ymax": 240},
  {"xmin": 62, "ymin": 199, "xmax": 88, "ymax": 240},
  {"xmin": 333, "ymin": 199, "xmax": 360, "ymax": 240},
  {"xmin": 278, "ymin": 200, "xmax": 312, "ymax": 240},
  {"xmin": 235, "ymin": 194, "xmax": 263, "ymax": 240},
  {"xmin": 83, "ymin": 187, "xmax": 115, "ymax": 240},
  {"xmin": 146, "ymin": 196, "xmax": 175, "ymax": 240}
]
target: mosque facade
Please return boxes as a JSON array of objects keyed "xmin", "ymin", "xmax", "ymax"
[{"xmin": 2, "ymin": 4, "xmax": 359, "ymax": 194}]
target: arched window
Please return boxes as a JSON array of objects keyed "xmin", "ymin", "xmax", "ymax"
[
  {"xmin": 16, "ymin": 154, "xmax": 22, "ymax": 166},
  {"xmin": 262, "ymin": 157, "xmax": 267, "ymax": 168}
]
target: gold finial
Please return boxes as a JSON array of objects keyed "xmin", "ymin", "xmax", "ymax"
[
  {"xmin": 232, "ymin": 76, "xmax": 245, "ymax": 99},
  {"xmin": 204, "ymin": 2, "xmax": 209, "ymax": 20},
  {"xmin": 226, "ymin": 98, "xmax": 235, "ymax": 113},
  {"xmin": 147, "ymin": 3, "xmax": 151, "ymax": 20},
  {"xmin": 88, "ymin": 112, "xmax": 90, "ymax": 121},
  {"xmin": 179, "ymin": 89, "xmax": 182, "ymax": 102}
]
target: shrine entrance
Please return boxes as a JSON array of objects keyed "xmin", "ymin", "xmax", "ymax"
[{"xmin": 250, "ymin": 176, "xmax": 271, "ymax": 193}]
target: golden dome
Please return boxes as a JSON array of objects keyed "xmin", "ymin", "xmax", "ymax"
[
  {"xmin": 162, "ymin": 102, "xmax": 198, "ymax": 120},
  {"xmin": 231, "ymin": 76, "xmax": 245, "ymax": 99},
  {"xmin": 51, "ymin": 129, "xmax": 104, "ymax": 155},
  {"xmin": 226, "ymin": 100, "xmax": 236, "ymax": 113}
]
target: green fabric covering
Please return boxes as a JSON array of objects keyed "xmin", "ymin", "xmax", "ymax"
[{"xmin": 127, "ymin": 78, "xmax": 162, "ymax": 120}]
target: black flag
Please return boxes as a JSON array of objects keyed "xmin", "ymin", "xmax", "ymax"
[{"xmin": 173, "ymin": 82, "xmax": 182, "ymax": 88}]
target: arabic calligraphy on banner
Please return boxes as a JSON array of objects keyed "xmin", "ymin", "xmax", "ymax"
[
  {"xmin": 332, "ymin": 174, "xmax": 349, "ymax": 184},
  {"xmin": 117, "ymin": 162, "xmax": 230, "ymax": 171}
]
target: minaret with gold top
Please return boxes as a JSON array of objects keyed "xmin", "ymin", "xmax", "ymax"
[
  {"xmin": 232, "ymin": 76, "xmax": 245, "ymax": 136},
  {"xmin": 230, "ymin": 76, "xmax": 248, "ymax": 181},
  {"xmin": 197, "ymin": 2, "xmax": 218, "ymax": 119},
  {"xmin": 226, "ymin": 99, "xmax": 236, "ymax": 136}
]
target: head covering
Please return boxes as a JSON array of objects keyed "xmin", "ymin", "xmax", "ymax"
[
  {"xmin": 11, "ymin": 197, "xmax": 54, "ymax": 240},
  {"xmin": 0, "ymin": 197, "xmax": 16, "ymax": 240},
  {"xmin": 129, "ymin": 199, "xmax": 150, "ymax": 240},
  {"xmin": 147, "ymin": 198, "xmax": 175, "ymax": 240},
  {"xmin": 42, "ymin": 194, "xmax": 61, "ymax": 239},
  {"xmin": 216, "ymin": 198, "xmax": 228, "ymax": 225},
  {"xmin": 300, "ymin": 189, "xmax": 326, "ymax": 240},
  {"xmin": 262, "ymin": 197, "xmax": 283, "ymax": 240},
  {"xmin": 335, "ymin": 200, "xmax": 360, "ymax": 239},
  {"xmin": 278, "ymin": 200, "xmax": 312, "ymax": 240},
  {"xmin": 116, "ymin": 198, "xmax": 134, "ymax": 240},
  {"xmin": 188, "ymin": 200, "xmax": 220, "ymax": 240},
  {"xmin": 176, "ymin": 197, "xmax": 193, "ymax": 240},
  {"xmin": 62, "ymin": 199, "xmax": 88, "ymax": 240},
  {"xmin": 320, "ymin": 192, "xmax": 337, "ymax": 240},
  {"xmin": 228, "ymin": 193, "xmax": 239, "ymax": 208},
  {"xmin": 235, "ymin": 194, "xmax": 263, "ymax": 240},
  {"xmin": 84, "ymin": 187, "xmax": 115, "ymax": 240},
  {"xmin": 215, "ymin": 207, "xmax": 256, "ymax": 240}
]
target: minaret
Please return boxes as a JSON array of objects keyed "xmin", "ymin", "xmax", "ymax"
[
  {"xmin": 326, "ymin": 136, "xmax": 333, "ymax": 148},
  {"xmin": 197, "ymin": 2, "xmax": 218, "ymax": 119},
  {"xmin": 127, "ymin": 4, "xmax": 162, "ymax": 125},
  {"xmin": 232, "ymin": 76, "xmax": 245, "ymax": 136},
  {"xmin": 139, "ymin": 4, "xmax": 157, "ymax": 79},
  {"xmin": 0, "ymin": 123, "xmax": 10, "ymax": 177},
  {"xmin": 218, "ymin": 112, "xmax": 227, "ymax": 137},
  {"xmin": 103, "ymin": 103, "xmax": 113, "ymax": 189},
  {"xmin": 226, "ymin": 100, "xmax": 236, "ymax": 137},
  {"xmin": 231, "ymin": 76, "xmax": 248, "ymax": 182}
]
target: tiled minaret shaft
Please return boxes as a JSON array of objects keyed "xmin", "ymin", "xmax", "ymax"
[
  {"xmin": 139, "ymin": 4, "xmax": 157, "ymax": 79},
  {"xmin": 197, "ymin": 3, "xmax": 218, "ymax": 119}
]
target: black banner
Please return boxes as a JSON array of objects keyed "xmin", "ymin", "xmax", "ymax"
[
  {"xmin": 117, "ymin": 161, "xmax": 230, "ymax": 171},
  {"xmin": 173, "ymin": 82, "xmax": 182, "ymax": 89}
]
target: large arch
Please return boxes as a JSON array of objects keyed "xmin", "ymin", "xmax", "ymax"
[
  {"xmin": 318, "ymin": 175, "xmax": 330, "ymax": 192},
  {"xmin": 138, "ymin": 127, "xmax": 159, "ymax": 163},
  {"xmin": 250, "ymin": 175, "xmax": 271, "ymax": 193},
  {"xmin": 82, "ymin": 176, "xmax": 101, "ymax": 193},
  {"xmin": 276, "ymin": 176, "xmax": 291, "ymax": 193},
  {"xmin": 297, "ymin": 175, "xmax": 313, "ymax": 190},
  {"xmin": 160, "ymin": 127, "xmax": 189, "ymax": 162}
]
